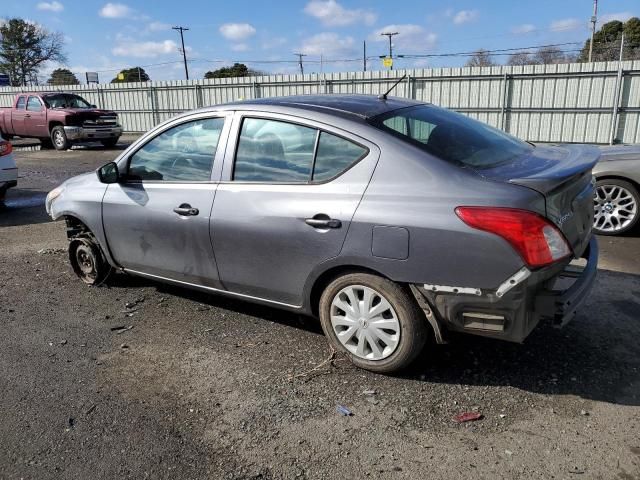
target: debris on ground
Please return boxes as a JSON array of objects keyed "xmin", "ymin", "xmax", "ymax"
[
  {"xmin": 110, "ymin": 325, "xmax": 134, "ymax": 334},
  {"xmin": 453, "ymin": 412, "xmax": 483, "ymax": 423},
  {"xmin": 336, "ymin": 404, "xmax": 353, "ymax": 416},
  {"xmin": 37, "ymin": 248, "xmax": 65, "ymax": 255},
  {"xmin": 363, "ymin": 389, "xmax": 377, "ymax": 395},
  {"xmin": 59, "ymin": 339, "xmax": 67, "ymax": 345},
  {"xmin": 580, "ymin": 410, "xmax": 589, "ymax": 416},
  {"xmin": 85, "ymin": 405, "xmax": 96, "ymax": 415},
  {"xmin": 120, "ymin": 343, "xmax": 129, "ymax": 349}
]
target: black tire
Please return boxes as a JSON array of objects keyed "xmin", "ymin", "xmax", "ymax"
[
  {"xmin": 319, "ymin": 273, "xmax": 429, "ymax": 373},
  {"xmin": 51, "ymin": 126, "xmax": 70, "ymax": 150},
  {"xmin": 101, "ymin": 137, "xmax": 119, "ymax": 148},
  {"xmin": 593, "ymin": 178, "xmax": 640, "ymax": 236},
  {"xmin": 69, "ymin": 237, "xmax": 112, "ymax": 286}
]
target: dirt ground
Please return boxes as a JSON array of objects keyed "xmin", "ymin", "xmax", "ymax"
[{"xmin": 1, "ymin": 139, "xmax": 639, "ymax": 480}]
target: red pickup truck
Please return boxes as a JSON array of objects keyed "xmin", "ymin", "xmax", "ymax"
[{"xmin": 0, "ymin": 92, "xmax": 123, "ymax": 150}]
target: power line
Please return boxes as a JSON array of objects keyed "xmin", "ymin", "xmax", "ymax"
[{"xmin": 172, "ymin": 26, "xmax": 190, "ymax": 80}]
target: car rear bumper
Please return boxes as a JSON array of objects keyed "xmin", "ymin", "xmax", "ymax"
[
  {"xmin": 412, "ymin": 237, "xmax": 598, "ymax": 343},
  {"xmin": 64, "ymin": 125, "xmax": 123, "ymax": 141}
]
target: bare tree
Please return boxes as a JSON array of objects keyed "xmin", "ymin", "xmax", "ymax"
[
  {"xmin": 534, "ymin": 46, "xmax": 566, "ymax": 65},
  {"xmin": 465, "ymin": 49, "xmax": 496, "ymax": 67},
  {"xmin": 0, "ymin": 18, "xmax": 66, "ymax": 86},
  {"xmin": 507, "ymin": 51, "xmax": 534, "ymax": 66}
]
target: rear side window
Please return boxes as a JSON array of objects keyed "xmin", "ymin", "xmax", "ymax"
[
  {"xmin": 312, "ymin": 132, "xmax": 367, "ymax": 181},
  {"xmin": 127, "ymin": 117, "xmax": 224, "ymax": 182},
  {"xmin": 233, "ymin": 118, "xmax": 368, "ymax": 183},
  {"xmin": 16, "ymin": 97, "xmax": 26, "ymax": 109},
  {"xmin": 234, "ymin": 118, "xmax": 317, "ymax": 182},
  {"xmin": 370, "ymin": 105, "xmax": 533, "ymax": 169}
]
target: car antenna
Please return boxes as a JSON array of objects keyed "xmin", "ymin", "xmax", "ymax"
[{"xmin": 378, "ymin": 74, "xmax": 407, "ymax": 101}]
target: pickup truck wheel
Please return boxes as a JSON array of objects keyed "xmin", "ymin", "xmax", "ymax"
[
  {"xmin": 593, "ymin": 179, "xmax": 639, "ymax": 235},
  {"xmin": 101, "ymin": 137, "xmax": 119, "ymax": 148},
  {"xmin": 319, "ymin": 273, "xmax": 429, "ymax": 373},
  {"xmin": 51, "ymin": 126, "xmax": 70, "ymax": 150}
]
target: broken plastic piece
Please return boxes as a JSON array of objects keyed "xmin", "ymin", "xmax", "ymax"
[
  {"xmin": 453, "ymin": 412, "xmax": 483, "ymax": 423},
  {"xmin": 336, "ymin": 404, "xmax": 353, "ymax": 416}
]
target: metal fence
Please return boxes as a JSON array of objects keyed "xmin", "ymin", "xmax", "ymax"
[{"xmin": 2, "ymin": 60, "xmax": 639, "ymax": 144}]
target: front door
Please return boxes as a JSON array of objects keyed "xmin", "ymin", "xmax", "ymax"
[
  {"xmin": 25, "ymin": 96, "xmax": 47, "ymax": 137},
  {"xmin": 211, "ymin": 113, "xmax": 379, "ymax": 306},
  {"xmin": 102, "ymin": 114, "xmax": 229, "ymax": 287}
]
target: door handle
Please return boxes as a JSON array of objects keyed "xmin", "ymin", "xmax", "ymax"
[
  {"xmin": 173, "ymin": 203, "xmax": 199, "ymax": 216},
  {"xmin": 24, "ymin": 114, "xmax": 31, "ymax": 118},
  {"xmin": 305, "ymin": 216, "xmax": 342, "ymax": 229}
]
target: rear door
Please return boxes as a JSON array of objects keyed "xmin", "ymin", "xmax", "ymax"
[
  {"xmin": 25, "ymin": 96, "xmax": 47, "ymax": 137},
  {"xmin": 211, "ymin": 112, "xmax": 379, "ymax": 306},
  {"xmin": 102, "ymin": 113, "xmax": 230, "ymax": 287}
]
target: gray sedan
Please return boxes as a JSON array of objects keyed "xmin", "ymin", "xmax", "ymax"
[
  {"xmin": 46, "ymin": 95, "xmax": 597, "ymax": 373},
  {"xmin": 593, "ymin": 145, "xmax": 640, "ymax": 235}
]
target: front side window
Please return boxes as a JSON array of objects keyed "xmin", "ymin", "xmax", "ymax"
[
  {"xmin": 127, "ymin": 117, "xmax": 224, "ymax": 182},
  {"xmin": 16, "ymin": 96, "xmax": 26, "ymax": 109},
  {"xmin": 234, "ymin": 118, "xmax": 317, "ymax": 182},
  {"xmin": 370, "ymin": 105, "xmax": 533, "ymax": 169},
  {"xmin": 27, "ymin": 96, "xmax": 42, "ymax": 111},
  {"xmin": 44, "ymin": 94, "xmax": 91, "ymax": 109}
]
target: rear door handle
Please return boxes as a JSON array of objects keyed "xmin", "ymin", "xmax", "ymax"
[
  {"xmin": 305, "ymin": 216, "xmax": 342, "ymax": 229},
  {"xmin": 173, "ymin": 203, "xmax": 199, "ymax": 216}
]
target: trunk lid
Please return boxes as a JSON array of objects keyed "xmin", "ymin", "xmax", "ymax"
[{"xmin": 478, "ymin": 144, "xmax": 599, "ymax": 257}]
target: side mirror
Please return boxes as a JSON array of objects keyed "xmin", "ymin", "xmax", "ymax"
[{"xmin": 97, "ymin": 162, "xmax": 119, "ymax": 184}]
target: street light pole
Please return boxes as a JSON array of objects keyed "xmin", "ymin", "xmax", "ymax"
[
  {"xmin": 172, "ymin": 26, "xmax": 190, "ymax": 80},
  {"xmin": 380, "ymin": 32, "xmax": 399, "ymax": 70}
]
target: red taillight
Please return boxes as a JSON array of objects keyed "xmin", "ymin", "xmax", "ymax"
[
  {"xmin": 0, "ymin": 141, "xmax": 12, "ymax": 156},
  {"xmin": 455, "ymin": 207, "xmax": 572, "ymax": 268}
]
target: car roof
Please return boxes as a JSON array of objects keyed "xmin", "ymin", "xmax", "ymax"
[{"xmin": 221, "ymin": 94, "xmax": 425, "ymax": 120}]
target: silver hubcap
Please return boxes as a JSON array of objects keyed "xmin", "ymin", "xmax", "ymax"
[
  {"xmin": 330, "ymin": 285, "xmax": 400, "ymax": 361},
  {"xmin": 54, "ymin": 131, "xmax": 64, "ymax": 147},
  {"xmin": 594, "ymin": 184, "xmax": 637, "ymax": 233}
]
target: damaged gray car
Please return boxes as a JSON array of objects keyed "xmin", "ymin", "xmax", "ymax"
[{"xmin": 46, "ymin": 94, "xmax": 598, "ymax": 373}]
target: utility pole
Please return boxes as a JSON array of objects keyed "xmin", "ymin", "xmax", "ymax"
[
  {"xmin": 172, "ymin": 26, "xmax": 190, "ymax": 80},
  {"xmin": 363, "ymin": 40, "xmax": 367, "ymax": 72},
  {"xmin": 294, "ymin": 53, "xmax": 307, "ymax": 75},
  {"xmin": 380, "ymin": 32, "xmax": 399, "ymax": 70},
  {"xmin": 588, "ymin": 0, "xmax": 598, "ymax": 63}
]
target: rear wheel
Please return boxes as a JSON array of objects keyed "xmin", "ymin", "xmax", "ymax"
[
  {"xmin": 69, "ymin": 237, "xmax": 112, "ymax": 285},
  {"xmin": 319, "ymin": 273, "xmax": 429, "ymax": 373},
  {"xmin": 101, "ymin": 137, "xmax": 119, "ymax": 148},
  {"xmin": 51, "ymin": 126, "xmax": 70, "ymax": 150},
  {"xmin": 593, "ymin": 179, "xmax": 639, "ymax": 235}
]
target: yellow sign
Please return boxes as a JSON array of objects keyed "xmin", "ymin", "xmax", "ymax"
[
  {"xmin": 117, "ymin": 73, "xmax": 125, "ymax": 80},
  {"xmin": 382, "ymin": 57, "xmax": 393, "ymax": 68}
]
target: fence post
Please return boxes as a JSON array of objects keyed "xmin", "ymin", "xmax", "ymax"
[
  {"xmin": 610, "ymin": 68, "xmax": 624, "ymax": 145},
  {"xmin": 195, "ymin": 84, "xmax": 203, "ymax": 108},
  {"xmin": 500, "ymin": 73, "xmax": 511, "ymax": 131}
]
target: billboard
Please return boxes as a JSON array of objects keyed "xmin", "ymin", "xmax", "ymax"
[{"xmin": 0, "ymin": 74, "xmax": 11, "ymax": 87}]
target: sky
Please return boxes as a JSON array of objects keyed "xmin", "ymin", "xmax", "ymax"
[{"xmin": 2, "ymin": 0, "xmax": 639, "ymax": 83}]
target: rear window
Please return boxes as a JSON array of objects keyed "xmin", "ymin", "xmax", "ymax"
[{"xmin": 369, "ymin": 105, "xmax": 533, "ymax": 169}]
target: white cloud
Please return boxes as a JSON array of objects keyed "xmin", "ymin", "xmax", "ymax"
[
  {"xmin": 452, "ymin": 10, "xmax": 478, "ymax": 25},
  {"xmin": 112, "ymin": 39, "xmax": 178, "ymax": 58},
  {"xmin": 549, "ymin": 18, "xmax": 583, "ymax": 32},
  {"xmin": 370, "ymin": 24, "xmax": 437, "ymax": 53},
  {"xmin": 37, "ymin": 1, "xmax": 64, "ymax": 12},
  {"xmin": 99, "ymin": 3, "xmax": 132, "ymax": 19},
  {"xmin": 146, "ymin": 21, "xmax": 171, "ymax": 32},
  {"xmin": 299, "ymin": 32, "xmax": 356, "ymax": 57},
  {"xmin": 219, "ymin": 23, "xmax": 256, "ymax": 41},
  {"xmin": 600, "ymin": 12, "xmax": 634, "ymax": 24},
  {"xmin": 511, "ymin": 23, "xmax": 536, "ymax": 34},
  {"xmin": 304, "ymin": 0, "xmax": 376, "ymax": 27}
]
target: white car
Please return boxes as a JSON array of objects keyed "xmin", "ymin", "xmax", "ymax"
[{"xmin": 0, "ymin": 135, "xmax": 17, "ymax": 202}]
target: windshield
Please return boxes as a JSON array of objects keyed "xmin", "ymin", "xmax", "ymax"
[
  {"xmin": 44, "ymin": 94, "xmax": 92, "ymax": 109},
  {"xmin": 369, "ymin": 105, "xmax": 533, "ymax": 169}
]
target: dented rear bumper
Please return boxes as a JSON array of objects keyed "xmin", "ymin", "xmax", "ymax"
[{"xmin": 412, "ymin": 237, "xmax": 598, "ymax": 343}]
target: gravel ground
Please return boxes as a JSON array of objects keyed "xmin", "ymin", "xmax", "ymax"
[{"xmin": 1, "ymin": 140, "xmax": 639, "ymax": 479}]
